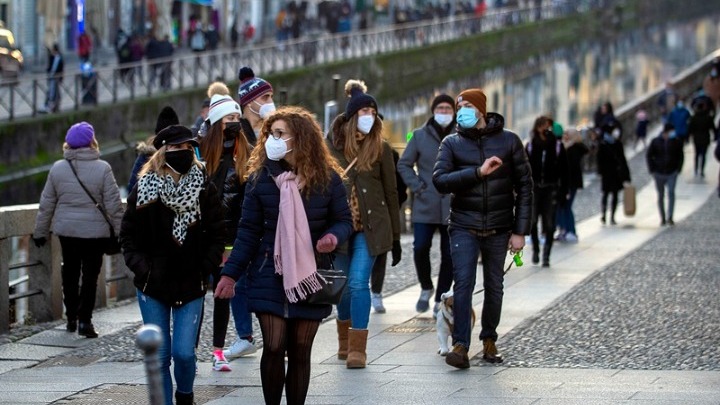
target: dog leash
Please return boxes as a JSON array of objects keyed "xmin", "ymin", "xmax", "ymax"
[{"xmin": 473, "ymin": 251, "xmax": 523, "ymax": 295}]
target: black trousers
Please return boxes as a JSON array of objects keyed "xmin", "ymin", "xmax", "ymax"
[{"xmin": 58, "ymin": 236, "xmax": 105, "ymax": 323}]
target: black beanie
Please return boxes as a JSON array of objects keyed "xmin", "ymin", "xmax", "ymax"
[
  {"xmin": 344, "ymin": 79, "xmax": 378, "ymax": 118},
  {"xmin": 431, "ymin": 94, "xmax": 455, "ymax": 112},
  {"xmin": 155, "ymin": 106, "xmax": 180, "ymax": 135}
]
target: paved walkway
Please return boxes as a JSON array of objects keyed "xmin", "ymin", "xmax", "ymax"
[{"xmin": 0, "ymin": 147, "xmax": 718, "ymax": 404}]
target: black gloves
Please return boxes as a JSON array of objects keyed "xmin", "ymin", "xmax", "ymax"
[
  {"xmin": 33, "ymin": 236, "xmax": 47, "ymax": 247},
  {"xmin": 391, "ymin": 240, "xmax": 402, "ymax": 267}
]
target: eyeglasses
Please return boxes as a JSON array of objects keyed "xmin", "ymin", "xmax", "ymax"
[{"xmin": 268, "ymin": 129, "xmax": 290, "ymax": 140}]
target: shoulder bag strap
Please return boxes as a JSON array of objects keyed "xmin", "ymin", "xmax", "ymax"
[
  {"xmin": 342, "ymin": 157, "xmax": 358, "ymax": 176},
  {"xmin": 65, "ymin": 159, "xmax": 116, "ymax": 237}
]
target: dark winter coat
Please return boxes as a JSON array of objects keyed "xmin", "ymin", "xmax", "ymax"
[
  {"xmin": 597, "ymin": 139, "xmax": 630, "ymax": 192},
  {"xmin": 647, "ymin": 135, "xmax": 684, "ymax": 175},
  {"xmin": 688, "ymin": 110, "xmax": 716, "ymax": 149},
  {"xmin": 208, "ymin": 145, "xmax": 245, "ymax": 246},
  {"xmin": 525, "ymin": 134, "xmax": 569, "ymax": 198},
  {"xmin": 397, "ymin": 117, "xmax": 452, "ymax": 225},
  {"xmin": 432, "ymin": 113, "xmax": 533, "ymax": 235},
  {"xmin": 221, "ymin": 160, "xmax": 353, "ymax": 320},
  {"xmin": 565, "ymin": 142, "xmax": 589, "ymax": 190},
  {"xmin": 326, "ymin": 120, "xmax": 401, "ymax": 256},
  {"xmin": 120, "ymin": 171, "xmax": 225, "ymax": 307}
]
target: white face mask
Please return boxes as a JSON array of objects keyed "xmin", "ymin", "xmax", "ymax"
[
  {"xmin": 252, "ymin": 101, "xmax": 276, "ymax": 119},
  {"xmin": 265, "ymin": 136, "xmax": 292, "ymax": 161},
  {"xmin": 434, "ymin": 113, "xmax": 453, "ymax": 128},
  {"xmin": 357, "ymin": 115, "xmax": 375, "ymax": 134}
]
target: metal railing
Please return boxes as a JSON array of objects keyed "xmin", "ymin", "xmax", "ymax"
[
  {"xmin": 0, "ymin": 204, "xmax": 135, "ymax": 334},
  {"xmin": 0, "ymin": 4, "xmax": 580, "ymax": 122}
]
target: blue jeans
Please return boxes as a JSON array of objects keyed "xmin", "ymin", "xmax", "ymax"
[
  {"xmin": 556, "ymin": 188, "xmax": 578, "ymax": 235},
  {"xmin": 448, "ymin": 227, "xmax": 510, "ymax": 349},
  {"xmin": 653, "ymin": 171, "xmax": 679, "ymax": 221},
  {"xmin": 136, "ymin": 290, "xmax": 203, "ymax": 405},
  {"xmin": 413, "ymin": 223, "xmax": 454, "ymax": 302},
  {"xmin": 335, "ymin": 232, "xmax": 376, "ymax": 329},
  {"xmin": 230, "ymin": 273, "xmax": 253, "ymax": 338}
]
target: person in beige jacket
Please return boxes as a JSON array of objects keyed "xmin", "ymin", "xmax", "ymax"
[{"xmin": 33, "ymin": 122, "xmax": 123, "ymax": 338}]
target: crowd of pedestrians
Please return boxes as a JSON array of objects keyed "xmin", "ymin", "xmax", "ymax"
[{"xmin": 29, "ymin": 55, "xmax": 720, "ymax": 403}]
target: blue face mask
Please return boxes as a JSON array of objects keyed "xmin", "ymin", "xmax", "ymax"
[
  {"xmin": 669, "ymin": 130, "xmax": 677, "ymax": 138},
  {"xmin": 456, "ymin": 107, "xmax": 479, "ymax": 128}
]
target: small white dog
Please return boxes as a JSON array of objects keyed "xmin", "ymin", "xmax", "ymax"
[{"xmin": 436, "ymin": 290, "xmax": 476, "ymax": 356}]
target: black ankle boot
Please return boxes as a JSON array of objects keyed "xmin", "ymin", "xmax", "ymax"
[
  {"xmin": 66, "ymin": 320, "xmax": 77, "ymax": 332},
  {"xmin": 175, "ymin": 391, "xmax": 195, "ymax": 405},
  {"xmin": 78, "ymin": 322, "xmax": 98, "ymax": 338}
]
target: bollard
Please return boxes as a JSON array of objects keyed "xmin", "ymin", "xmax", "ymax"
[{"xmin": 136, "ymin": 324, "xmax": 165, "ymax": 405}]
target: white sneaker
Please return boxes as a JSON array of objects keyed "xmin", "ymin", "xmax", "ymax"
[
  {"xmin": 565, "ymin": 233, "xmax": 578, "ymax": 243},
  {"xmin": 223, "ymin": 338, "xmax": 258, "ymax": 359},
  {"xmin": 416, "ymin": 288, "xmax": 434, "ymax": 312},
  {"xmin": 212, "ymin": 351, "xmax": 232, "ymax": 372},
  {"xmin": 371, "ymin": 293, "xmax": 386, "ymax": 313}
]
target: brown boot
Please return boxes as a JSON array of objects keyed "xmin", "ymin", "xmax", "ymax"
[
  {"xmin": 445, "ymin": 343, "xmax": 470, "ymax": 369},
  {"xmin": 482, "ymin": 338, "xmax": 503, "ymax": 364},
  {"xmin": 337, "ymin": 319, "xmax": 351, "ymax": 360},
  {"xmin": 346, "ymin": 328, "xmax": 368, "ymax": 369}
]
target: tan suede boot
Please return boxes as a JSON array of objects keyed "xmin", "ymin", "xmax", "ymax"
[
  {"xmin": 336, "ymin": 319, "xmax": 351, "ymax": 360},
  {"xmin": 346, "ymin": 328, "xmax": 368, "ymax": 369}
]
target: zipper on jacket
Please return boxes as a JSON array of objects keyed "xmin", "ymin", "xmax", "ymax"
[
  {"xmin": 478, "ymin": 137, "xmax": 488, "ymax": 232},
  {"xmin": 142, "ymin": 269, "xmax": 152, "ymax": 292}
]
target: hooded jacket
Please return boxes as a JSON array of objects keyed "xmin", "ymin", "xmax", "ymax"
[{"xmin": 432, "ymin": 113, "xmax": 533, "ymax": 234}]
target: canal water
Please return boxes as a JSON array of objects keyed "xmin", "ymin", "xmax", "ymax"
[{"xmin": 2, "ymin": 14, "xmax": 719, "ymax": 206}]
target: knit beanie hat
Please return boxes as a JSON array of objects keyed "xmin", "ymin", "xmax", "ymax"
[
  {"xmin": 155, "ymin": 106, "xmax": 180, "ymax": 135},
  {"xmin": 456, "ymin": 89, "xmax": 487, "ymax": 116},
  {"xmin": 237, "ymin": 66, "xmax": 273, "ymax": 109},
  {"xmin": 431, "ymin": 94, "xmax": 455, "ymax": 112},
  {"xmin": 208, "ymin": 94, "xmax": 241, "ymax": 125},
  {"xmin": 344, "ymin": 79, "xmax": 378, "ymax": 118},
  {"xmin": 65, "ymin": 122, "xmax": 95, "ymax": 148},
  {"xmin": 552, "ymin": 122, "xmax": 564, "ymax": 138}
]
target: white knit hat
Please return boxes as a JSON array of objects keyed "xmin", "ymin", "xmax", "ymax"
[{"xmin": 208, "ymin": 94, "xmax": 241, "ymax": 125}]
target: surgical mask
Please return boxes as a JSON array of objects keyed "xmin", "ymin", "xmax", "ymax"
[
  {"xmin": 669, "ymin": 130, "xmax": 677, "ymax": 139},
  {"xmin": 165, "ymin": 149, "xmax": 195, "ymax": 174},
  {"xmin": 251, "ymin": 100, "xmax": 276, "ymax": 119},
  {"xmin": 434, "ymin": 113, "xmax": 453, "ymax": 128},
  {"xmin": 456, "ymin": 107, "xmax": 479, "ymax": 128},
  {"xmin": 265, "ymin": 136, "xmax": 293, "ymax": 161},
  {"xmin": 357, "ymin": 115, "xmax": 375, "ymax": 134}
]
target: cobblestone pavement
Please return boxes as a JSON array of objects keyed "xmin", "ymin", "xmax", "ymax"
[{"xmin": 8, "ymin": 140, "xmax": 717, "ymax": 371}]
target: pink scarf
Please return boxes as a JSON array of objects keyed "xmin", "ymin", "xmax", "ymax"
[{"xmin": 273, "ymin": 171, "xmax": 323, "ymax": 303}]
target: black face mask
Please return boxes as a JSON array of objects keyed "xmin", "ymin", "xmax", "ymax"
[
  {"xmin": 223, "ymin": 122, "xmax": 241, "ymax": 141},
  {"xmin": 165, "ymin": 149, "xmax": 195, "ymax": 174}
]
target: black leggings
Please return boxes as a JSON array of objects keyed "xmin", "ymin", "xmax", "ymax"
[
  {"xmin": 370, "ymin": 252, "xmax": 387, "ymax": 294},
  {"xmin": 211, "ymin": 266, "xmax": 231, "ymax": 348},
  {"xmin": 601, "ymin": 190, "xmax": 619, "ymax": 221},
  {"xmin": 257, "ymin": 313, "xmax": 320, "ymax": 405}
]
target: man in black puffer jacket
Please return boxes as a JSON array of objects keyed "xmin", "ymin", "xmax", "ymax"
[{"xmin": 433, "ymin": 88, "xmax": 533, "ymax": 368}]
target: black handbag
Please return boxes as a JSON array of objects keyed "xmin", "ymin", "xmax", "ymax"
[
  {"xmin": 305, "ymin": 254, "xmax": 347, "ymax": 305},
  {"xmin": 66, "ymin": 159, "xmax": 121, "ymax": 255}
]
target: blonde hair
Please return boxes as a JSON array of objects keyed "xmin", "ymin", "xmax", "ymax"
[{"xmin": 138, "ymin": 144, "xmax": 202, "ymax": 178}]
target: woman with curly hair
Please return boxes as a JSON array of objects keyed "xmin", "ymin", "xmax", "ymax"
[
  {"xmin": 215, "ymin": 106, "xmax": 352, "ymax": 405},
  {"xmin": 326, "ymin": 79, "xmax": 402, "ymax": 369}
]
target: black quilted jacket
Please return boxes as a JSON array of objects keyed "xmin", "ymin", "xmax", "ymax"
[{"xmin": 432, "ymin": 113, "xmax": 533, "ymax": 235}]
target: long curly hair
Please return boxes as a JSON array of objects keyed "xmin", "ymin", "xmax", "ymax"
[{"xmin": 246, "ymin": 106, "xmax": 344, "ymax": 195}]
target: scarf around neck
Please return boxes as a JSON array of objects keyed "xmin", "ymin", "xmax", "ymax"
[
  {"xmin": 273, "ymin": 171, "xmax": 323, "ymax": 303},
  {"xmin": 137, "ymin": 164, "xmax": 204, "ymax": 245}
]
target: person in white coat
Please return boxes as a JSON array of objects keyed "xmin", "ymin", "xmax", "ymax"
[{"xmin": 33, "ymin": 122, "xmax": 124, "ymax": 338}]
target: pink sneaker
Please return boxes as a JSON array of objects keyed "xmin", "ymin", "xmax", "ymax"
[{"xmin": 212, "ymin": 350, "xmax": 232, "ymax": 372}]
